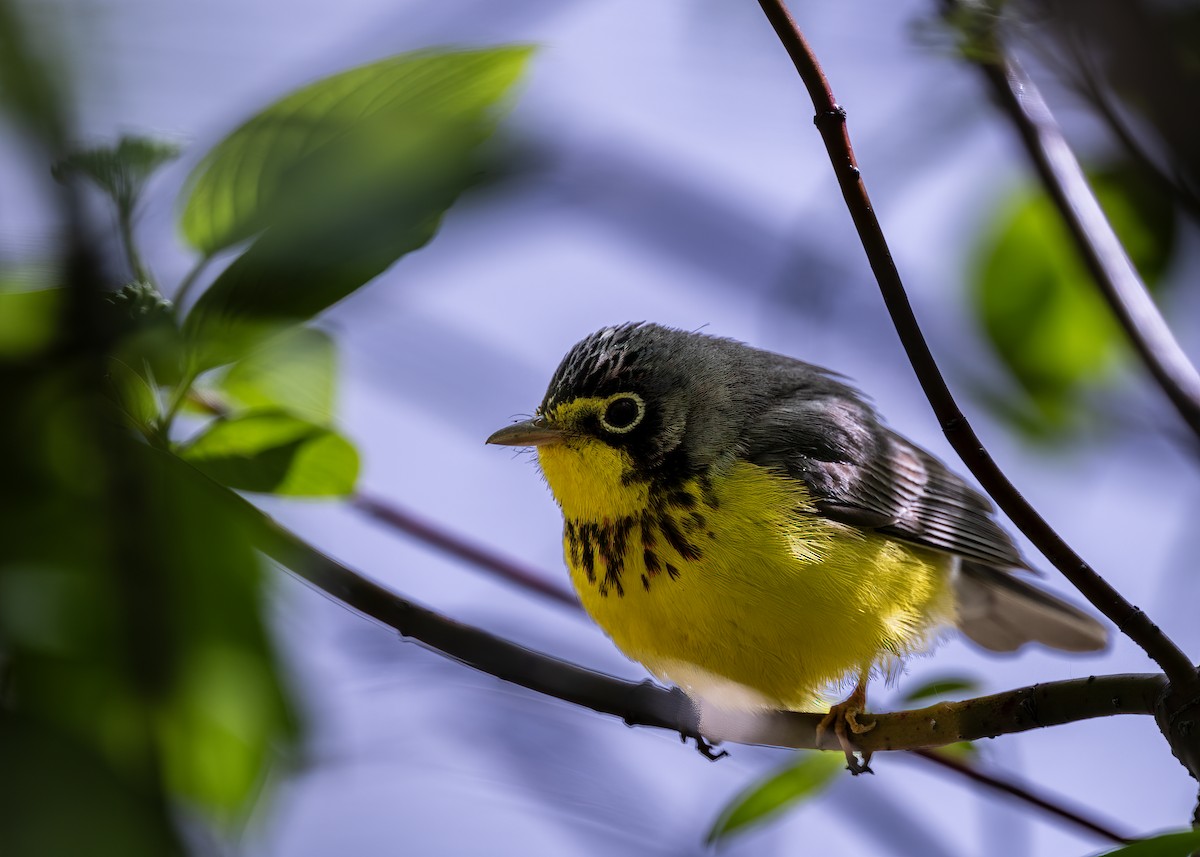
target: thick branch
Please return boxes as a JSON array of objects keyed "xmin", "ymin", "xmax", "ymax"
[
  {"xmin": 348, "ymin": 491, "xmax": 1130, "ymax": 841},
  {"xmin": 954, "ymin": 4, "xmax": 1200, "ymax": 445},
  {"xmin": 753, "ymin": 0, "xmax": 1195, "ymax": 685},
  {"xmin": 235, "ymin": 487, "xmax": 1163, "ymax": 755}
]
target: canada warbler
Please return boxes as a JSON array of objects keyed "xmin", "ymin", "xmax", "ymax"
[{"xmin": 487, "ymin": 323, "xmax": 1106, "ymax": 766}]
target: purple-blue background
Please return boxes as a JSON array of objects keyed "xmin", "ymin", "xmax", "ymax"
[{"xmin": 4, "ymin": 1, "xmax": 1200, "ymax": 854}]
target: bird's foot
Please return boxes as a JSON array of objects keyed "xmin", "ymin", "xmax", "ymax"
[
  {"xmin": 682, "ymin": 731, "xmax": 730, "ymax": 762},
  {"xmin": 817, "ymin": 694, "xmax": 876, "ymax": 775}
]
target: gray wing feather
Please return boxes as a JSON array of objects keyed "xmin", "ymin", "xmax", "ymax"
[
  {"xmin": 735, "ymin": 352, "xmax": 1106, "ymax": 653},
  {"xmin": 742, "ymin": 374, "xmax": 1028, "ymax": 569}
]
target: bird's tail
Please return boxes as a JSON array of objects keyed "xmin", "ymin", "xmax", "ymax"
[{"xmin": 953, "ymin": 561, "xmax": 1108, "ymax": 653}]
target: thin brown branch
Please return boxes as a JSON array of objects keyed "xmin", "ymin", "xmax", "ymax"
[
  {"xmin": 351, "ymin": 492, "xmax": 578, "ymax": 609},
  {"xmin": 909, "ymin": 750, "xmax": 1131, "ymax": 844},
  {"xmin": 962, "ymin": 16, "xmax": 1200, "ymax": 444},
  {"xmin": 753, "ymin": 0, "xmax": 1196, "ymax": 685}
]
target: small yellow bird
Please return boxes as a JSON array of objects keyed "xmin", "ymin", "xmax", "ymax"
[{"xmin": 487, "ymin": 323, "xmax": 1106, "ymax": 768}]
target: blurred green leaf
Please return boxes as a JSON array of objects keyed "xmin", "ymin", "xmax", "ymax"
[
  {"xmin": 706, "ymin": 752, "xmax": 842, "ymax": 845},
  {"xmin": 0, "ymin": 286, "xmax": 61, "ymax": 358},
  {"xmin": 101, "ymin": 282, "xmax": 184, "ymax": 387},
  {"xmin": 53, "ymin": 136, "xmax": 181, "ymax": 217},
  {"xmin": 180, "ymin": 46, "xmax": 531, "ymax": 369},
  {"xmin": 0, "ymin": 0, "xmax": 67, "ymax": 142},
  {"xmin": 105, "ymin": 357, "xmax": 160, "ymax": 432},
  {"xmin": 0, "ymin": 714, "xmax": 185, "ymax": 857},
  {"xmin": 899, "ymin": 675, "xmax": 980, "ymax": 705},
  {"xmin": 1091, "ymin": 829, "xmax": 1200, "ymax": 857},
  {"xmin": 217, "ymin": 327, "xmax": 335, "ymax": 424},
  {"xmin": 180, "ymin": 46, "xmax": 531, "ymax": 255},
  {"xmin": 136, "ymin": 446, "xmax": 300, "ymax": 811},
  {"xmin": 971, "ymin": 163, "xmax": 1177, "ymax": 434},
  {"xmin": 929, "ymin": 741, "xmax": 980, "ymax": 762},
  {"xmin": 180, "ymin": 409, "xmax": 358, "ymax": 496},
  {"xmin": 0, "ymin": 369, "xmax": 298, "ymax": 820}
]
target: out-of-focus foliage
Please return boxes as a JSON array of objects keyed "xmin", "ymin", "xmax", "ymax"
[
  {"xmin": 0, "ymin": 316, "xmax": 298, "ymax": 851},
  {"xmin": 1, "ymin": 4, "xmax": 531, "ymax": 851},
  {"xmin": 705, "ymin": 752, "xmax": 843, "ymax": 845},
  {"xmin": 1092, "ymin": 828, "xmax": 1200, "ymax": 857},
  {"xmin": 180, "ymin": 47, "xmax": 532, "ymax": 369},
  {"xmin": 1015, "ymin": 0, "xmax": 1200, "ymax": 221},
  {"xmin": 216, "ymin": 327, "xmax": 336, "ymax": 424},
  {"xmin": 0, "ymin": 284, "xmax": 62, "ymax": 358},
  {"xmin": 0, "ymin": 0, "xmax": 66, "ymax": 142},
  {"xmin": 970, "ymin": 165, "xmax": 1177, "ymax": 437},
  {"xmin": 54, "ymin": 136, "xmax": 181, "ymax": 220},
  {"xmin": 898, "ymin": 674, "xmax": 980, "ymax": 705},
  {"xmin": 181, "ymin": 410, "xmax": 359, "ymax": 496}
]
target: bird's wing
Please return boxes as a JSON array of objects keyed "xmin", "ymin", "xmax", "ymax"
[{"xmin": 743, "ymin": 380, "xmax": 1029, "ymax": 570}]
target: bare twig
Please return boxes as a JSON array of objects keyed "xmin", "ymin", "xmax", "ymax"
[
  {"xmin": 909, "ymin": 750, "xmax": 1130, "ymax": 844},
  {"xmin": 752, "ymin": 0, "xmax": 1195, "ymax": 685},
  {"xmin": 958, "ymin": 14, "xmax": 1200, "ymax": 444},
  {"xmin": 351, "ymin": 492, "xmax": 578, "ymax": 608}
]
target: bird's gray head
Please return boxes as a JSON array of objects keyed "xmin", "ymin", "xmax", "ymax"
[{"xmin": 537, "ymin": 323, "xmax": 755, "ymax": 481}]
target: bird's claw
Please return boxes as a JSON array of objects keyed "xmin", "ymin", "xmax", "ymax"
[
  {"xmin": 681, "ymin": 731, "xmax": 730, "ymax": 761},
  {"xmin": 817, "ymin": 698, "xmax": 876, "ymax": 775}
]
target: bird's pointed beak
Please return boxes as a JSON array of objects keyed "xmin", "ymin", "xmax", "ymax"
[{"xmin": 486, "ymin": 417, "xmax": 565, "ymax": 447}]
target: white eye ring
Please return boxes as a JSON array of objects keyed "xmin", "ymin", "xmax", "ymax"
[{"xmin": 599, "ymin": 393, "xmax": 645, "ymax": 434}]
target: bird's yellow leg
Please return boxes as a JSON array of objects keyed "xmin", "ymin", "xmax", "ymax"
[{"xmin": 817, "ymin": 672, "xmax": 876, "ymax": 775}]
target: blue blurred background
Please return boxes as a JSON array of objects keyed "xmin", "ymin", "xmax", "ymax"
[{"xmin": 4, "ymin": 0, "xmax": 1199, "ymax": 854}]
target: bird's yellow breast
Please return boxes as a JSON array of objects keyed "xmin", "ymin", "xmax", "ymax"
[{"xmin": 538, "ymin": 436, "xmax": 956, "ymax": 711}]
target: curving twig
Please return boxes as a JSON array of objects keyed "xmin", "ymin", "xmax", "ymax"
[
  {"xmin": 752, "ymin": 0, "xmax": 1196, "ymax": 686},
  {"xmin": 909, "ymin": 750, "xmax": 1129, "ymax": 844},
  {"xmin": 952, "ymin": 6, "xmax": 1200, "ymax": 445},
  {"xmin": 351, "ymin": 492, "xmax": 578, "ymax": 608}
]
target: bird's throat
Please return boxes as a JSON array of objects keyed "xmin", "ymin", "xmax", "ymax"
[{"xmin": 536, "ymin": 438, "xmax": 650, "ymax": 522}]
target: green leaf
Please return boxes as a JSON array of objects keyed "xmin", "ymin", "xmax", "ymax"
[
  {"xmin": 0, "ymin": 714, "xmax": 186, "ymax": 857},
  {"xmin": 900, "ymin": 675, "xmax": 980, "ymax": 705},
  {"xmin": 1092, "ymin": 829, "xmax": 1200, "ymax": 857},
  {"xmin": 216, "ymin": 327, "xmax": 335, "ymax": 424},
  {"xmin": 179, "ymin": 46, "xmax": 531, "ymax": 255},
  {"xmin": 180, "ymin": 410, "xmax": 358, "ymax": 496},
  {"xmin": 0, "ymin": 285, "xmax": 61, "ymax": 358},
  {"xmin": 53, "ymin": 136, "xmax": 181, "ymax": 217},
  {"xmin": 929, "ymin": 741, "xmax": 980, "ymax": 762},
  {"xmin": 970, "ymin": 163, "xmax": 1177, "ymax": 435},
  {"xmin": 0, "ymin": 405, "xmax": 299, "ymax": 821},
  {"xmin": 706, "ymin": 752, "xmax": 843, "ymax": 845},
  {"xmin": 0, "ymin": 0, "xmax": 68, "ymax": 142},
  {"xmin": 179, "ymin": 46, "xmax": 531, "ymax": 369},
  {"xmin": 105, "ymin": 357, "xmax": 160, "ymax": 432}
]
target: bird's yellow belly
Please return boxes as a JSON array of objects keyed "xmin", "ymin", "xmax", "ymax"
[{"xmin": 551, "ymin": 457, "xmax": 955, "ymax": 711}]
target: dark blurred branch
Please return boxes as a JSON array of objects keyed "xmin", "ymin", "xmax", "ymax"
[
  {"xmin": 909, "ymin": 750, "xmax": 1129, "ymax": 844},
  {"xmin": 1071, "ymin": 61, "xmax": 1200, "ymax": 226},
  {"xmin": 351, "ymin": 492, "xmax": 578, "ymax": 608},
  {"xmin": 753, "ymin": 0, "xmax": 1196, "ymax": 686},
  {"xmin": 951, "ymin": 5, "xmax": 1200, "ymax": 445},
  {"xmin": 172, "ymin": 256, "xmax": 210, "ymax": 316}
]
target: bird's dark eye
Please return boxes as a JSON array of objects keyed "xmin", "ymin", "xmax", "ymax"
[{"xmin": 600, "ymin": 394, "xmax": 644, "ymax": 434}]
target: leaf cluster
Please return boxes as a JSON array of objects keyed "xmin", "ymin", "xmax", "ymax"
[{"xmin": 0, "ymin": 15, "xmax": 532, "ymax": 854}]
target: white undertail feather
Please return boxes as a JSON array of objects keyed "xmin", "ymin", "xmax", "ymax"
[{"xmin": 954, "ymin": 561, "xmax": 1108, "ymax": 653}]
